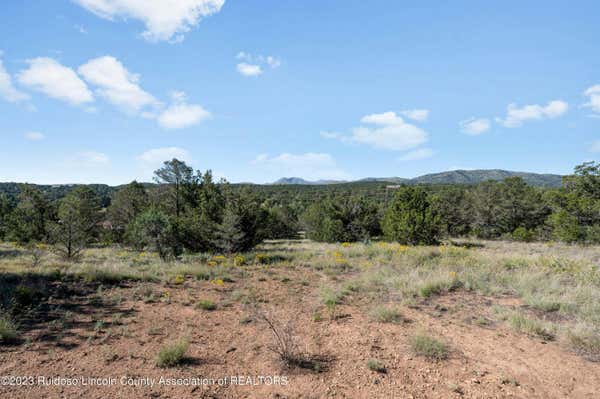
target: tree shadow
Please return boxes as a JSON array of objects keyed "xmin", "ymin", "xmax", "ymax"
[{"xmin": 0, "ymin": 272, "xmax": 136, "ymax": 351}]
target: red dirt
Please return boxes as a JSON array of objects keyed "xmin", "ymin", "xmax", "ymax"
[{"xmin": 1, "ymin": 268, "xmax": 599, "ymax": 398}]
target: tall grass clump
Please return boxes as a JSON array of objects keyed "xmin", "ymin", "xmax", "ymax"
[
  {"xmin": 156, "ymin": 338, "xmax": 190, "ymax": 367},
  {"xmin": 410, "ymin": 332, "xmax": 448, "ymax": 360}
]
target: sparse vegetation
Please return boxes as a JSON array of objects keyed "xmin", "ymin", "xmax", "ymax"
[
  {"xmin": 156, "ymin": 338, "xmax": 190, "ymax": 368},
  {"xmin": 410, "ymin": 332, "xmax": 448, "ymax": 360},
  {"xmin": 196, "ymin": 299, "xmax": 217, "ymax": 311},
  {"xmin": 367, "ymin": 358, "xmax": 387, "ymax": 373}
]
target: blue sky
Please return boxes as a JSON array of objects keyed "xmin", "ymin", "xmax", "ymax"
[{"xmin": 1, "ymin": 0, "xmax": 599, "ymax": 184}]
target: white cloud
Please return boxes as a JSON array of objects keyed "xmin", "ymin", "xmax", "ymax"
[
  {"xmin": 496, "ymin": 100, "xmax": 568, "ymax": 128},
  {"xmin": 397, "ymin": 148, "xmax": 434, "ymax": 161},
  {"xmin": 252, "ymin": 152, "xmax": 350, "ymax": 181},
  {"xmin": 0, "ymin": 57, "xmax": 29, "ymax": 102},
  {"xmin": 460, "ymin": 117, "xmax": 491, "ymax": 135},
  {"xmin": 137, "ymin": 147, "xmax": 192, "ymax": 165},
  {"xmin": 323, "ymin": 111, "xmax": 428, "ymax": 151},
  {"xmin": 360, "ymin": 111, "xmax": 404, "ymax": 125},
  {"xmin": 157, "ymin": 91, "xmax": 211, "ymax": 129},
  {"xmin": 78, "ymin": 56, "xmax": 158, "ymax": 113},
  {"xmin": 235, "ymin": 52, "xmax": 281, "ymax": 76},
  {"xmin": 236, "ymin": 62, "xmax": 262, "ymax": 77},
  {"xmin": 590, "ymin": 140, "xmax": 600, "ymax": 153},
  {"xmin": 24, "ymin": 131, "xmax": 45, "ymax": 141},
  {"xmin": 17, "ymin": 57, "xmax": 93, "ymax": 105},
  {"xmin": 76, "ymin": 151, "xmax": 110, "ymax": 165},
  {"xmin": 72, "ymin": 0, "xmax": 225, "ymax": 42},
  {"xmin": 401, "ymin": 109, "xmax": 429, "ymax": 122},
  {"xmin": 583, "ymin": 85, "xmax": 600, "ymax": 115}
]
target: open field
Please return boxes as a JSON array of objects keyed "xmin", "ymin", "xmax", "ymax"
[{"xmin": 1, "ymin": 239, "xmax": 600, "ymax": 398}]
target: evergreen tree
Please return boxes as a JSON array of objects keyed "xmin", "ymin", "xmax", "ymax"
[
  {"xmin": 382, "ymin": 186, "xmax": 440, "ymax": 245},
  {"xmin": 129, "ymin": 208, "xmax": 174, "ymax": 260},
  {"xmin": 107, "ymin": 181, "xmax": 149, "ymax": 243},
  {"xmin": 50, "ymin": 187, "xmax": 101, "ymax": 259}
]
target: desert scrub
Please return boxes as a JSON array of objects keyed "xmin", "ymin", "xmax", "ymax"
[
  {"xmin": 508, "ymin": 312, "xmax": 555, "ymax": 341},
  {"xmin": 369, "ymin": 305, "xmax": 404, "ymax": 323},
  {"xmin": 367, "ymin": 358, "xmax": 387, "ymax": 373},
  {"xmin": 0, "ymin": 312, "xmax": 18, "ymax": 343},
  {"xmin": 196, "ymin": 299, "xmax": 217, "ymax": 311},
  {"xmin": 567, "ymin": 325, "xmax": 600, "ymax": 361},
  {"xmin": 156, "ymin": 338, "xmax": 190, "ymax": 367},
  {"xmin": 410, "ymin": 332, "xmax": 448, "ymax": 360}
]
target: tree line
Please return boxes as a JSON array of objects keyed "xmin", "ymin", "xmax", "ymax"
[{"xmin": 0, "ymin": 161, "xmax": 598, "ymax": 259}]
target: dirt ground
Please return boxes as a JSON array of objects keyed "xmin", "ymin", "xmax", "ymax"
[{"xmin": 1, "ymin": 242, "xmax": 600, "ymax": 398}]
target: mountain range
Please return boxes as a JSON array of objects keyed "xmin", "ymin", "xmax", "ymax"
[{"xmin": 272, "ymin": 169, "xmax": 563, "ymax": 187}]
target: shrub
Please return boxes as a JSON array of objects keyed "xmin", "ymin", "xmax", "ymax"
[
  {"xmin": 410, "ymin": 332, "xmax": 448, "ymax": 360},
  {"xmin": 156, "ymin": 338, "xmax": 190, "ymax": 367},
  {"xmin": 512, "ymin": 227, "xmax": 535, "ymax": 242},
  {"xmin": 382, "ymin": 186, "xmax": 440, "ymax": 245},
  {"xmin": 369, "ymin": 305, "xmax": 404, "ymax": 323},
  {"xmin": 367, "ymin": 358, "xmax": 386, "ymax": 373},
  {"xmin": 0, "ymin": 312, "xmax": 18, "ymax": 343},
  {"xmin": 509, "ymin": 313, "xmax": 554, "ymax": 341},
  {"xmin": 196, "ymin": 299, "xmax": 217, "ymax": 311}
]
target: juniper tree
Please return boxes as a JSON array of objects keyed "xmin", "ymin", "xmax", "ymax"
[{"xmin": 50, "ymin": 187, "xmax": 101, "ymax": 259}]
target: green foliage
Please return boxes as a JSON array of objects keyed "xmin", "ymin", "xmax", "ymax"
[
  {"xmin": 302, "ymin": 196, "xmax": 380, "ymax": 243},
  {"xmin": 6, "ymin": 185, "xmax": 53, "ymax": 243},
  {"xmin": 367, "ymin": 358, "xmax": 387, "ymax": 373},
  {"xmin": 0, "ymin": 312, "xmax": 18, "ymax": 343},
  {"xmin": 409, "ymin": 333, "xmax": 448, "ymax": 360},
  {"xmin": 511, "ymin": 227, "xmax": 535, "ymax": 242},
  {"xmin": 156, "ymin": 338, "xmax": 190, "ymax": 367},
  {"xmin": 382, "ymin": 186, "xmax": 440, "ymax": 245},
  {"xmin": 50, "ymin": 186, "xmax": 101, "ymax": 259},
  {"xmin": 129, "ymin": 208, "xmax": 175, "ymax": 260},
  {"xmin": 107, "ymin": 181, "xmax": 149, "ymax": 243},
  {"xmin": 196, "ymin": 299, "xmax": 217, "ymax": 311}
]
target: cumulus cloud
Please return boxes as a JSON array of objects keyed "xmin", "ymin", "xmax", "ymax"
[
  {"xmin": 72, "ymin": 0, "xmax": 225, "ymax": 42},
  {"xmin": 78, "ymin": 56, "xmax": 158, "ymax": 113},
  {"xmin": 157, "ymin": 91, "xmax": 211, "ymax": 129},
  {"xmin": 460, "ymin": 117, "xmax": 491, "ymax": 135},
  {"xmin": 24, "ymin": 131, "xmax": 45, "ymax": 141},
  {"xmin": 252, "ymin": 152, "xmax": 350, "ymax": 181},
  {"xmin": 235, "ymin": 52, "xmax": 281, "ymax": 76},
  {"xmin": 236, "ymin": 62, "xmax": 262, "ymax": 77},
  {"xmin": 583, "ymin": 85, "xmax": 600, "ymax": 116},
  {"xmin": 323, "ymin": 111, "xmax": 429, "ymax": 151},
  {"xmin": 137, "ymin": 147, "xmax": 192, "ymax": 165},
  {"xmin": 496, "ymin": 100, "xmax": 568, "ymax": 128},
  {"xmin": 0, "ymin": 56, "xmax": 29, "ymax": 102},
  {"xmin": 397, "ymin": 148, "xmax": 434, "ymax": 161},
  {"xmin": 17, "ymin": 57, "xmax": 93, "ymax": 105},
  {"xmin": 401, "ymin": 109, "xmax": 429, "ymax": 122}
]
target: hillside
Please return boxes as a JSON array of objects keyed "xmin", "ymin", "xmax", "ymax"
[{"xmin": 273, "ymin": 169, "xmax": 563, "ymax": 187}]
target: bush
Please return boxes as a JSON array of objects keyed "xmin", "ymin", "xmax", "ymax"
[
  {"xmin": 547, "ymin": 210, "xmax": 582, "ymax": 243},
  {"xmin": 196, "ymin": 299, "xmax": 217, "ymax": 311},
  {"xmin": 382, "ymin": 186, "xmax": 440, "ymax": 245},
  {"xmin": 410, "ymin": 332, "xmax": 448, "ymax": 360},
  {"xmin": 302, "ymin": 196, "xmax": 380, "ymax": 243},
  {"xmin": 0, "ymin": 312, "xmax": 18, "ymax": 343},
  {"xmin": 129, "ymin": 208, "xmax": 176, "ymax": 260},
  {"xmin": 156, "ymin": 338, "xmax": 189, "ymax": 367},
  {"xmin": 369, "ymin": 305, "xmax": 404, "ymax": 323},
  {"xmin": 367, "ymin": 359, "xmax": 387, "ymax": 373},
  {"xmin": 511, "ymin": 227, "xmax": 535, "ymax": 242}
]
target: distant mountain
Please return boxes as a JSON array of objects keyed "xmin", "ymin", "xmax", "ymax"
[
  {"xmin": 272, "ymin": 177, "xmax": 348, "ymax": 185},
  {"xmin": 410, "ymin": 169, "xmax": 563, "ymax": 187},
  {"xmin": 271, "ymin": 169, "xmax": 563, "ymax": 187}
]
